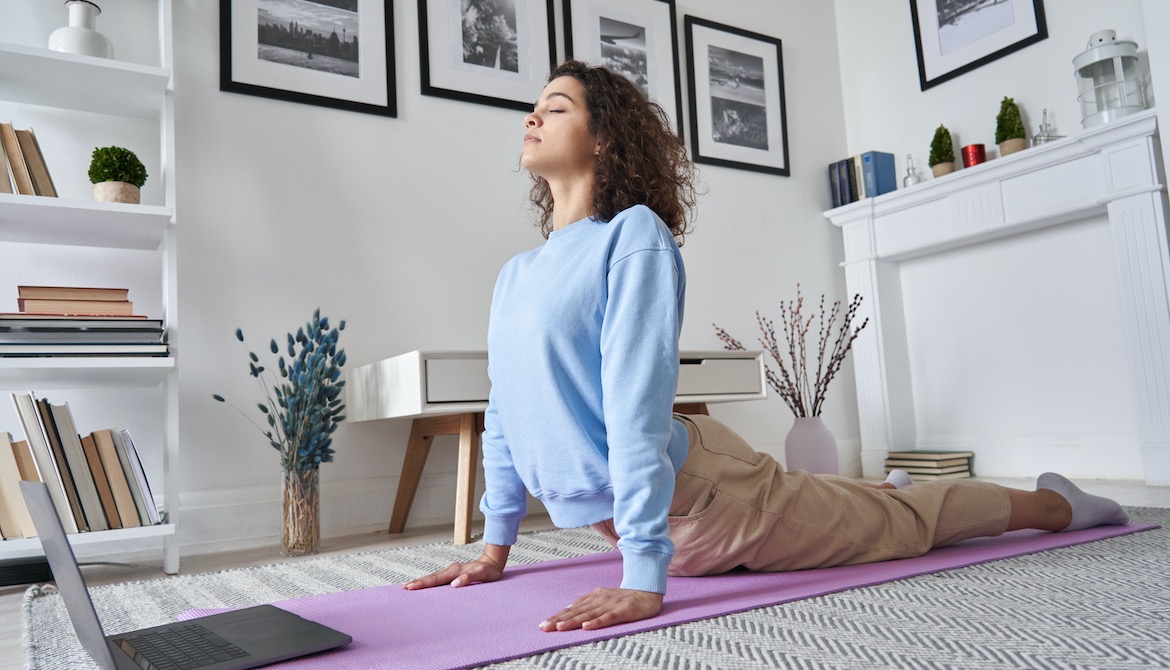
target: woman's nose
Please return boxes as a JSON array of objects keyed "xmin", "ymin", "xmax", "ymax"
[{"xmin": 525, "ymin": 113, "xmax": 538, "ymax": 128}]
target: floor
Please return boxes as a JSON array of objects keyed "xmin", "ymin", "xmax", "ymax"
[{"xmin": 1, "ymin": 477, "xmax": 1166, "ymax": 670}]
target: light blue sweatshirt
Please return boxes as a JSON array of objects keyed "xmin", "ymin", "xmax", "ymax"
[{"xmin": 479, "ymin": 204, "xmax": 690, "ymax": 594}]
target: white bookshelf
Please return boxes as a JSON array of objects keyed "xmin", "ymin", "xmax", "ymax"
[{"xmin": 0, "ymin": 1, "xmax": 180, "ymax": 573}]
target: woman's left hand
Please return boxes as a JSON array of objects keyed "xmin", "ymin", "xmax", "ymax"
[{"xmin": 539, "ymin": 587, "xmax": 664, "ymax": 632}]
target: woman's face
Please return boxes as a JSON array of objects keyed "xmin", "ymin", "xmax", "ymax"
[{"xmin": 521, "ymin": 76, "xmax": 599, "ymax": 182}]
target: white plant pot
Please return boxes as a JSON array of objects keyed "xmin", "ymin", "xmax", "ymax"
[
  {"xmin": 92, "ymin": 181, "xmax": 140, "ymax": 204},
  {"xmin": 784, "ymin": 416, "xmax": 839, "ymax": 475},
  {"xmin": 48, "ymin": 1, "xmax": 113, "ymax": 59}
]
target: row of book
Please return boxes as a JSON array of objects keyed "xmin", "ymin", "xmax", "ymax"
[
  {"xmin": 0, "ymin": 392, "xmax": 161, "ymax": 540},
  {"xmin": 0, "ymin": 286, "xmax": 167, "ymax": 357},
  {"xmin": 0, "ymin": 121, "xmax": 56, "ymax": 197},
  {"xmin": 884, "ymin": 450, "xmax": 974, "ymax": 482},
  {"xmin": 828, "ymin": 151, "xmax": 896, "ymax": 208}
]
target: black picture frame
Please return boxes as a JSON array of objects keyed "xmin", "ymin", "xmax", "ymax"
[
  {"xmin": 219, "ymin": 0, "xmax": 396, "ymax": 117},
  {"xmin": 684, "ymin": 16, "xmax": 789, "ymax": 176},
  {"xmin": 910, "ymin": 0, "xmax": 1047, "ymax": 91},
  {"xmin": 419, "ymin": 0, "xmax": 557, "ymax": 112},
  {"xmin": 563, "ymin": 0, "xmax": 683, "ymax": 137}
]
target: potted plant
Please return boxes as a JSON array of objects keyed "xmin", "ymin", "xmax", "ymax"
[
  {"xmin": 929, "ymin": 124, "xmax": 956, "ymax": 177},
  {"xmin": 88, "ymin": 145, "xmax": 147, "ymax": 204},
  {"xmin": 713, "ymin": 286, "xmax": 869, "ymax": 474},
  {"xmin": 213, "ymin": 309, "xmax": 347, "ymax": 556},
  {"xmin": 996, "ymin": 96, "xmax": 1028, "ymax": 156}
]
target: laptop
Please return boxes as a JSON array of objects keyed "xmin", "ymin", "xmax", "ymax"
[{"xmin": 20, "ymin": 481, "xmax": 352, "ymax": 670}]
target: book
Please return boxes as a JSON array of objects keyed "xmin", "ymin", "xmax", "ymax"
[
  {"xmin": 112, "ymin": 429, "xmax": 158, "ymax": 525},
  {"xmin": 0, "ymin": 330, "xmax": 166, "ymax": 344},
  {"xmin": 11, "ymin": 438, "xmax": 38, "ymax": 481},
  {"xmin": 10, "ymin": 392, "xmax": 78, "ymax": 533},
  {"xmin": 17, "ymin": 286, "xmax": 130, "ymax": 302},
  {"xmin": 0, "ymin": 314, "xmax": 153, "ymax": 323},
  {"xmin": 0, "ymin": 128, "xmax": 12, "ymax": 194},
  {"xmin": 0, "ymin": 342, "xmax": 169, "ymax": 356},
  {"xmin": 81, "ymin": 433, "xmax": 121, "ymax": 529},
  {"xmin": 887, "ymin": 464, "xmax": 970, "ymax": 475},
  {"xmin": 15, "ymin": 128, "xmax": 57, "ymax": 197},
  {"xmin": 47, "ymin": 401, "xmax": 109, "ymax": 531},
  {"xmin": 903, "ymin": 470, "xmax": 972, "ymax": 481},
  {"xmin": 885, "ymin": 457, "xmax": 970, "ymax": 468},
  {"xmin": 36, "ymin": 398, "xmax": 89, "ymax": 531},
  {"xmin": 17, "ymin": 298, "xmax": 135, "ymax": 316},
  {"xmin": 861, "ymin": 151, "xmax": 896, "ymax": 197},
  {"xmin": 0, "ymin": 432, "xmax": 38, "ymax": 537},
  {"xmin": 0, "ymin": 122, "xmax": 34, "ymax": 195},
  {"xmin": 885, "ymin": 450, "xmax": 974, "ymax": 460},
  {"xmin": 91, "ymin": 429, "xmax": 140, "ymax": 528},
  {"xmin": 828, "ymin": 162, "xmax": 841, "ymax": 208},
  {"xmin": 851, "ymin": 155, "xmax": 867, "ymax": 199}
]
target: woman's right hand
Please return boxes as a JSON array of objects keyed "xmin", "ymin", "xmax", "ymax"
[{"xmin": 402, "ymin": 553, "xmax": 505, "ymax": 590}]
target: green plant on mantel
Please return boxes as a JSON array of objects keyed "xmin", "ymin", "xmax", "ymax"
[
  {"xmin": 929, "ymin": 124, "xmax": 955, "ymax": 167},
  {"xmin": 996, "ymin": 96, "xmax": 1026, "ymax": 144},
  {"xmin": 88, "ymin": 146, "xmax": 148, "ymax": 187}
]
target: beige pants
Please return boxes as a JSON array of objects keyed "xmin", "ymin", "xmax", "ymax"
[{"xmin": 594, "ymin": 413, "xmax": 1011, "ymax": 577}]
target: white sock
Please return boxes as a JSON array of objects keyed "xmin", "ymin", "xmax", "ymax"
[
  {"xmin": 884, "ymin": 469, "xmax": 914, "ymax": 489},
  {"xmin": 1036, "ymin": 472, "xmax": 1129, "ymax": 531}
]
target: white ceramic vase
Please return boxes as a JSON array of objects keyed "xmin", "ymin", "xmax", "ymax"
[
  {"xmin": 784, "ymin": 416, "xmax": 839, "ymax": 474},
  {"xmin": 48, "ymin": 1, "xmax": 113, "ymax": 59}
]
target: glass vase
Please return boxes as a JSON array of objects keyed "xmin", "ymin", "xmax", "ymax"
[{"xmin": 281, "ymin": 468, "xmax": 320, "ymax": 557}]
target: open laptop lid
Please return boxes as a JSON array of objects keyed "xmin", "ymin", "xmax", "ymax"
[{"xmin": 20, "ymin": 480, "xmax": 120, "ymax": 669}]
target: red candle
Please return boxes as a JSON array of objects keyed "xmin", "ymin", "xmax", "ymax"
[{"xmin": 962, "ymin": 144, "xmax": 986, "ymax": 167}]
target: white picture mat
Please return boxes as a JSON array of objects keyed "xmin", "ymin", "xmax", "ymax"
[
  {"xmin": 915, "ymin": 0, "xmax": 1040, "ymax": 82},
  {"xmin": 425, "ymin": 0, "xmax": 551, "ymax": 103},
  {"xmin": 690, "ymin": 23, "xmax": 785, "ymax": 170},
  {"xmin": 229, "ymin": 0, "xmax": 389, "ymax": 106},
  {"xmin": 568, "ymin": 0, "xmax": 678, "ymax": 129}
]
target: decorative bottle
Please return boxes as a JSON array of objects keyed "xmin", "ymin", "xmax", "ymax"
[
  {"xmin": 48, "ymin": 1, "xmax": 114, "ymax": 59},
  {"xmin": 902, "ymin": 154, "xmax": 922, "ymax": 188}
]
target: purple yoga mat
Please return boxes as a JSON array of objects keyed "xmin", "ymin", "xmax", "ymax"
[{"xmin": 180, "ymin": 523, "xmax": 1154, "ymax": 670}]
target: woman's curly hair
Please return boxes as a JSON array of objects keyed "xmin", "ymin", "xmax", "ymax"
[{"xmin": 529, "ymin": 60, "xmax": 697, "ymax": 245}]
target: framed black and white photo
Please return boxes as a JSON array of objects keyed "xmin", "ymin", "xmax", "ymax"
[
  {"xmin": 419, "ymin": 0, "xmax": 556, "ymax": 111},
  {"xmin": 684, "ymin": 17, "xmax": 788, "ymax": 176},
  {"xmin": 563, "ymin": 0, "xmax": 682, "ymax": 136},
  {"xmin": 220, "ymin": 0, "xmax": 396, "ymax": 117},
  {"xmin": 910, "ymin": 0, "xmax": 1047, "ymax": 91}
]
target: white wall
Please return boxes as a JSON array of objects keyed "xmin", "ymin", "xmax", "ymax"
[
  {"xmin": 165, "ymin": 0, "xmax": 853, "ymax": 553},
  {"xmin": 832, "ymin": 0, "xmax": 1160, "ymax": 478}
]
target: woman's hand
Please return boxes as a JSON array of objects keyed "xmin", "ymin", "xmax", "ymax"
[
  {"xmin": 403, "ymin": 552, "xmax": 506, "ymax": 590},
  {"xmin": 539, "ymin": 587, "xmax": 664, "ymax": 632}
]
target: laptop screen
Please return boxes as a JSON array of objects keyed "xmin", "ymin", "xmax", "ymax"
[{"xmin": 20, "ymin": 481, "xmax": 120, "ymax": 670}]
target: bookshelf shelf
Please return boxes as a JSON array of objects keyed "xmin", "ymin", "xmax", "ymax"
[
  {"xmin": 0, "ymin": 358, "xmax": 173, "ymax": 390},
  {"xmin": 0, "ymin": 42, "xmax": 169, "ymax": 119},
  {"xmin": 0, "ymin": 2, "xmax": 180, "ymax": 574},
  {"xmin": 0, "ymin": 523, "xmax": 176, "ymax": 558},
  {"xmin": 0, "ymin": 193, "xmax": 172, "ymax": 250}
]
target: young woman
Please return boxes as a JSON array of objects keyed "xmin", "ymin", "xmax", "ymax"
[{"xmin": 403, "ymin": 60, "xmax": 1130, "ymax": 632}]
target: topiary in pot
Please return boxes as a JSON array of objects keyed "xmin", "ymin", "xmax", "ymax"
[
  {"xmin": 995, "ymin": 96, "xmax": 1027, "ymax": 156},
  {"xmin": 89, "ymin": 145, "xmax": 148, "ymax": 204},
  {"xmin": 928, "ymin": 124, "xmax": 956, "ymax": 177}
]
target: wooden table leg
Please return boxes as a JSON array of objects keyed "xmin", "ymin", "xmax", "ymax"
[
  {"xmin": 388, "ymin": 418, "xmax": 435, "ymax": 534},
  {"xmin": 453, "ymin": 413, "xmax": 483, "ymax": 545}
]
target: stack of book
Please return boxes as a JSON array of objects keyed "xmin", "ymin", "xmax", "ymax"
[
  {"xmin": 884, "ymin": 450, "xmax": 974, "ymax": 481},
  {"xmin": 0, "ymin": 286, "xmax": 166, "ymax": 357},
  {"xmin": 0, "ymin": 392, "xmax": 162, "ymax": 539},
  {"xmin": 828, "ymin": 150, "xmax": 896, "ymax": 208},
  {"xmin": 0, "ymin": 121, "xmax": 56, "ymax": 197}
]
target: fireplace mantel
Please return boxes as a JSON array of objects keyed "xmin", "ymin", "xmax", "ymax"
[{"xmin": 826, "ymin": 109, "xmax": 1170, "ymax": 484}]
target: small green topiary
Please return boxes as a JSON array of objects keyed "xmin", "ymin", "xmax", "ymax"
[
  {"xmin": 88, "ymin": 146, "xmax": 148, "ymax": 188},
  {"xmin": 928, "ymin": 124, "xmax": 954, "ymax": 167},
  {"xmin": 995, "ymin": 96, "xmax": 1026, "ymax": 144}
]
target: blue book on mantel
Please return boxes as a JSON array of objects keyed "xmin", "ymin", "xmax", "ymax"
[{"xmin": 861, "ymin": 151, "xmax": 896, "ymax": 197}]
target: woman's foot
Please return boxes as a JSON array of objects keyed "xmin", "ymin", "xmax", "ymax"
[
  {"xmin": 883, "ymin": 469, "xmax": 914, "ymax": 489},
  {"xmin": 1036, "ymin": 473, "xmax": 1129, "ymax": 531}
]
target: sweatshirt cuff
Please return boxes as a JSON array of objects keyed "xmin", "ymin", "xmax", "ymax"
[
  {"xmin": 481, "ymin": 513, "xmax": 524, "ymax": 546},
  {"xmin": 619, "ymin": 550, "xmax": 672, "ymax": 594}
]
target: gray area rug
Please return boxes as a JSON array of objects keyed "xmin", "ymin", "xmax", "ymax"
[{"xmin": 23, "ymin": 507, "xmax": 1170, "ymax": 669}]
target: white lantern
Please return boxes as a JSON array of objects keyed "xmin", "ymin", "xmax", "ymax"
[{"xmin": 1073, "ymin": 30, "xmax": 1148, "ymax": 129}]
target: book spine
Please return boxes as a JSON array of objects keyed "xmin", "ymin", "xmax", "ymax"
[
  {"xmin": 0, "ymin": 122, "xmax": 34, "ymax": 195},
  {"xmin": 828, "ymin": 162, "xmax": 841, "ymax": 208},
  {"xmin": 862, "ymin": 151, "xmax": 897, "ymax": 197}
]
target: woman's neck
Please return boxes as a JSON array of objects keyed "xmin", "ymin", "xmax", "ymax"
[{"xmin": 548, "ymin": 175, "xmax": 595, "ymax": 231}]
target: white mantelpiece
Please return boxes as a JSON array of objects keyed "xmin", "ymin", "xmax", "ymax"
[{"xmin": 826, "ymin": 109, "xmax": 1170, "ymax": 485}]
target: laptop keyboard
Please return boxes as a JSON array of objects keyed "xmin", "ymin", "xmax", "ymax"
[{"xmin": 114, "ymin": 622, "xmax": 250, "ymax": 670}]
